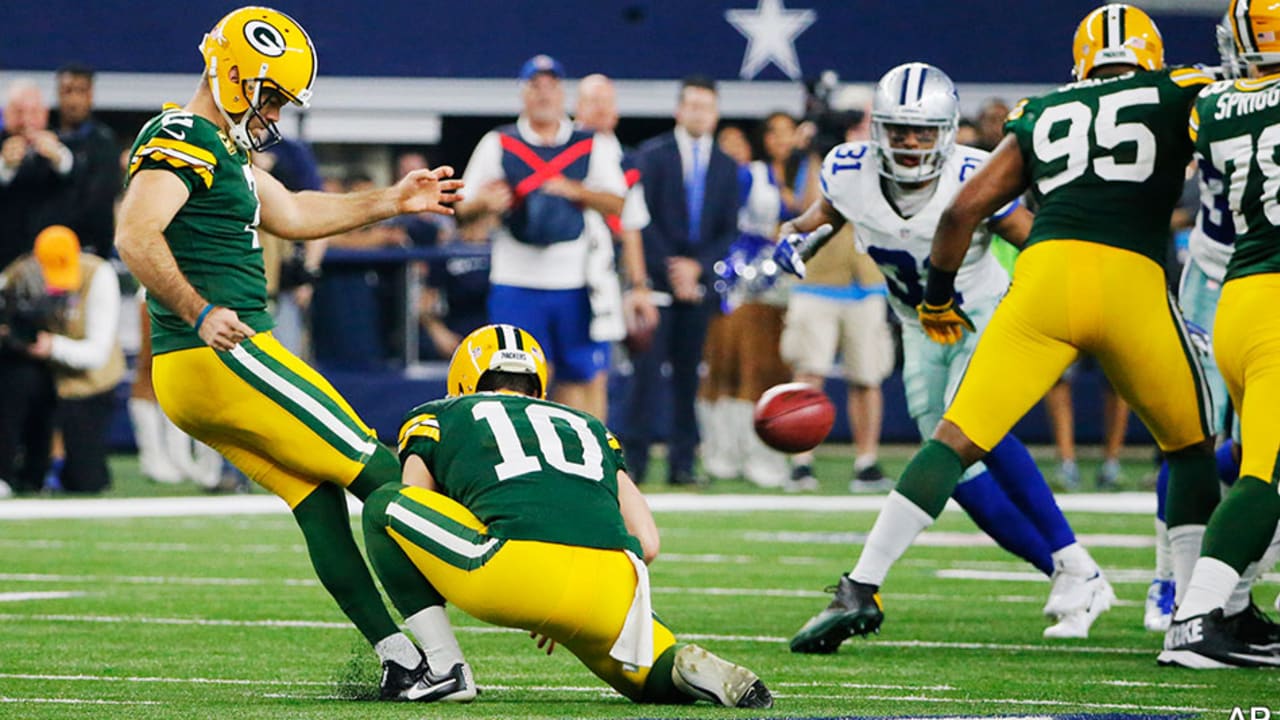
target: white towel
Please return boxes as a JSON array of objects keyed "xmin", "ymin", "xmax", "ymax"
[{"xmin": 609, "ymin": 550, "xmax": 654, "ymax": 671}]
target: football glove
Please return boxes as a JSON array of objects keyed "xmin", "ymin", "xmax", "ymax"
[
  {"xmin": 773, "ymin": 223, "xmax": 835, "ymax": 278},
  {"xmin": 916, "ymin": 298, "xmax": 975, "ymax": 345}
]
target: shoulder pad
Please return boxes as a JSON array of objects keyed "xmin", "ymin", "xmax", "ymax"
[{"xmin": 1170, "ymin": 67, "xmax": 1215, "ymax": 88}]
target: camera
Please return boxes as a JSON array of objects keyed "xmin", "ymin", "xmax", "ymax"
[{"xmin": 0, "ymin": 282, "xmax": 65, "ymax": 354}]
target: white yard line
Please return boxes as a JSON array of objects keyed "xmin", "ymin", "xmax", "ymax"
[
  {"xmin": 0, "ymin": 696, "xmax": 162, "ymax": 705},
  {"xmin": 940, "ymin": 568, "xmax": 1280, "ymax": 585},
  {"xmin": 745, "ymin": 530, "xmax": 1155, "ymax": 548},
  {"xmin": 0, "ymin": 591, "xmax": 86, "ymax": 602},
  {"xmin": 0, "ymin": 612, "xmax": 1151, "ymax": 654},
  {"xmin": 0, "ymin": 492, "xmax": 1157, "ymax": 520},
  {"xmin": 0, "ymin": 673, "xmax": 331, "ymax": 686}
]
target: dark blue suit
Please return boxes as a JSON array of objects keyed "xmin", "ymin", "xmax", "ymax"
[{"xmin": 622, "ymin": 131, "xmax": 739, "ymax": 483}]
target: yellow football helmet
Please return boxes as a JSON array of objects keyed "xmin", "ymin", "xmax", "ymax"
[
  {"xmin": 198, "ymin": 6, "xmax": 316, "ymax": 151},
  {"xmin": 447, "ymin": 324, "xmax": 549, "ymax": 399},
  {"xmin": 1071, "ymin": 4, "xmax": 1164, "ymax": 80},
  {"xmin": 1229, "ymin": 0, "xmax": 1280, "ymax": 69}
]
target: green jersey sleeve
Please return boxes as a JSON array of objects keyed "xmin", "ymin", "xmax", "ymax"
[
  {"xmin": 126, "ymin": 105, "xmax": 220, "ymax": 194},
  {"xmin": 397, "ymin": 399, "xmax": 449, "ymax": 469}
]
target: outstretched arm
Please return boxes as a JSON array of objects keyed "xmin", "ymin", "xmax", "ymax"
[
  {"xmin": 256, "ymin": 166, "xmax": 464, "ymax": 241},
  {"xmin": 930, "ymin": 135, "xmax": 1028, "ymax": 276}
]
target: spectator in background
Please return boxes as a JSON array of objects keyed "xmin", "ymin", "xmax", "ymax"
[
  {"xmin": 0, "ymin": 226, "xmax": 123, "ymax": 494},
  {"xmin": 955, "ymin": 117, "xmax": 979, "ymax": 148},
  {"xmin": 622, "ymin": 76, "xmax": 740, "ymax": 485},
  {"xmin": 574, "ymin": 73, "xmax": 658, "ymax": 373},
  {"xmin": 55, "ymin": 64, "xmax": 118, "ymax": 257},
  {"xmin": 782, "ymin": 85, "xmax": 894, "ymax": 491},
  {"xmin": 1044, "ymin": 359, "xmax": 1132, "ymax": 491},
  {"xmin": 716, "ymin": 125, "xmax": 752, "ymax": 166},
  {"xmin": 389, "ymin": 152, "xmax": 448, "ymax": 247},
  {"xmin": 417, "ymin": 211, "xmax": 494, "ymax": 360},
  {"xmin": 974, "ymin": 97, "xmax": 1010, "ymax": 152},
  {"xmin": 0, "ymin": 80, "xmax": 76, "ymax": 269},
  {"xmin": 255, "ymin": 135, "xmax": 327, "ymax": 357},
  {"xmin": 455, "ymin": 55, "xmax": 627, "ymax": 419}
]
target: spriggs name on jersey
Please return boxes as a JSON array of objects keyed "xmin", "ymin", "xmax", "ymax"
[{"xmin": 818, "ymin": 142, "xmax": 1017, "ymax": 324}]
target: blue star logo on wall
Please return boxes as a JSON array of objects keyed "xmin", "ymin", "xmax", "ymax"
[{"xmin": 725, "ymin": 0, "xmax": 816, "ymax": 81}]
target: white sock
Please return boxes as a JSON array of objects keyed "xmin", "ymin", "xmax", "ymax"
[
  {"xmin": 1049, "ymin": 542, "xmax": 1095, "ymax": 574},
  {"xmin": 406, "ymin": 606, "xmax": 465, "ymax": 670},
  {"xmin": 1173, "ymin": 557, "xmax": 1239, "ymax": 621},
  {"xmin": 854, "ymin": 453, "xmax": 878, "ymax": 472},
  {"xmin": 1223, "ymin": 523, "xmax": 1280, "ymax": 615},
  {"xmin": 374, "ymin": 631, "xmax": 422, "ymax": 670},
  {"xmin": 1167, "ymin": 524, "xmax": 1206, "ymax": 605},
  {"xmin": 1153, "ymin": 518, "xmax": 1173, "ymax": 581},
  {"xmin": 850, "ymin": 491, "xmax": 933, "ymax": 587}
]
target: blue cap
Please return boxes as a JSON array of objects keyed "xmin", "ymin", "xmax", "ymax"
[{"xmin": 518, "ymin": 54, "xmax": 565, "ymax": 81}]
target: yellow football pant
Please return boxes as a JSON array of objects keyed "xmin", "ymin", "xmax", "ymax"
[
  {"xmin": 385, "ymin": 486, "xmax": 677, "ymax": 701},
  {"xmin": 1215, "ymin": 274, "xmax": 1280, "ymax": 484},
  {"xmin": 152, "ymin": 332, "xmax": 380, "ymax": 507},
  {"xmin": 944, "ymin": 241, "xmax": 1210, "ymax": 452}
]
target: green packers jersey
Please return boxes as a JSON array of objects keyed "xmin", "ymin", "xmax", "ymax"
[
  {"xmin": 126, "ymin": 105, "xmax": 272, "ymax": 354},
  {"xmin": 397, "ymin": 392, "xmax": 641, "ymax": 556},
  {"xmin": 1005, "ymin": 67, "xmax": 1212, "ymax": 264},
  {"xmin": 1192, "ymin": 74, "xmax": 1280, "ymax": 281}
]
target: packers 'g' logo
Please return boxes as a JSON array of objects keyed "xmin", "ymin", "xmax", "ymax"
[{"xmin": 244, "ymin": 20, "xmax": 286, "ymax": 57}]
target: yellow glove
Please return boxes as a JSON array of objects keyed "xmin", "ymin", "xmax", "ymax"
[{"xmin": 916, "ymin": 299, "xmax": 975, "ymax": 345}]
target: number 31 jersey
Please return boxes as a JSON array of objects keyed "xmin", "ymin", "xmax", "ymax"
[
  {"xmin": 397, "ymin": 392, "xmax": 641, "ymax": 556},
  {"xmin": 1005, "ymin": 67, "xmax": 1211, "ymax": 265},
  {"xmin": 819, "ymin": 141, "xmax": 1013, "ymax": 324}
]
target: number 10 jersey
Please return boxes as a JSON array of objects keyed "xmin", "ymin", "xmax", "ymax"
[{"xmin": 397, "ymin": 392, "xmax": 641, "ymax": 556}]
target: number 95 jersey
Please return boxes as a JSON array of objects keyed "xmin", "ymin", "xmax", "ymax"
[
  {"xmin": 819, "ymin": 141, "xmax": 1014, "ymax": 325},
  {"xmin": 397, "ymin": 393, "xmax": 641, "ymax": 557},
  {"xmin": 1005, "ymin": 67, "xmax": 1212, "ymax": 266}
]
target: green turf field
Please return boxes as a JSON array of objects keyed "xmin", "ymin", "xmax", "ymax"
[{"xmin": 0, "ymin": 449, "xmax": 1276, "ymax": 719}]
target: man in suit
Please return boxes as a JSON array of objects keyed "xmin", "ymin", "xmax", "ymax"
[{"xmin": 623, "ymin": 76, "xmax": 740, "ymax": 485}]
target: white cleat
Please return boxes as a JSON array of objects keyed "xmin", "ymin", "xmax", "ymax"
[
  {"xmin": 672, "ymin": 644, "xmax": 772, "ymax": 708},
  {"xmin": 1044, "ymin": 576, "xmax": 1116, "ymax": 639},
  {"xmin": 1044, "ymin": 565, "xmax": 1109, "ymax": 618},
  {"xmin": 405, "ymin": 662, "xmax": 477, "ymax": 704},
  {"xmin": 1143, "ymin": 579, "xmax": 1175, "ymax": 633}
]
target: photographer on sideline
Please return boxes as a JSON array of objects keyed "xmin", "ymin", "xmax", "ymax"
[{"xmin": 0, "ymin": 225, "xmax": 123, "ymax": 494}]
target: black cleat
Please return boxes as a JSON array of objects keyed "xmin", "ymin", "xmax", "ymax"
[
  {"xmin": 1158, "ymin": 608, "xmax": 1280, "ymax": 669},
  {"xmin": 790, "ymin": 574, "xmax": 884, "ymax": 654},
  {"xmin": 379, "ymin": 653, "xmax": 427, "ymax": 701},
  {"xmin": 1224, "ymin": 601, "xmax": 1280, "ymax": 648}
]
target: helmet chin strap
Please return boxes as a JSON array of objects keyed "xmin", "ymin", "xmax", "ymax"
[{"xmin": 207, "ymin": 55, "xmax": 258, "ymax": 152}]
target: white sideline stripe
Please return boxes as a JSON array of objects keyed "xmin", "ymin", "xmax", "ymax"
[
  {"xmin": 777, "ymin": 681, "xmax": 958, "ymax": 691},
  {"xmin": 0, "ymin": 539, "xmax": 303, "ymax": 554},
  {"xmin": 0, "ymin": 491, "xmax": 1155, "ymax": 520},
  {"xmin": 0, "ymin": 572, "xmax": 317, "ymax": 587},
  {"xmin": 0, "ymin": 673, "xmax": 330, "ymax": 686},
  {"xmin": 387, "ymin": 502, "xmax": 500, "ymax": 559},
  {"xmin": 0, "ymin": 697, "xmax": 162, "ymax": 705},
  {"xmin": 228, "ymin": 343, "xmax": 378, "ymax": 459},
  {"xmin": 0, "ymin": 613, "xmax": 1151, "ymax": 654},
  {"xmin": 0, "ymin": 591, "xmax": 85, "ymax": 602}
]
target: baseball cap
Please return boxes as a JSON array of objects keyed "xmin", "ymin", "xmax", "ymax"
[
  {"xmin": 519, "ymin": 54, "xmax": 565, "ymax": 81},
  {"xmin": 34, "ymin": 225, "xmax": 81, "ymax": 292}
]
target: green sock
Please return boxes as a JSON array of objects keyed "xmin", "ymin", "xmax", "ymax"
[
  {"xmin": 1202, "ymin": 475, "xmax": 1280, "ymax": 573},
  {"xmin": 639, "ymin": 645, "xmax": 693, "ymax": 705},
  {"xmin": 347, "ymin": 444, "xmax": 400, "ymax": 501},
  {"xmin": 1165, "ymin": 444, "xmax": 1220, "ymax": 527},
  {"xmin": 362, "ymin": 485, "xmax": 446, "ymax": 616},
  {"xmin": 293, "ymin": 483, "xmax": 399, "ymax": 646},
  {"xmin": 895, "ymin": 440, "xmax": 965, "ymax": 518}
]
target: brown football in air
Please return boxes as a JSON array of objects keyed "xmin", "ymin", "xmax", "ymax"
[{"xmin": 753, "ymin": 382, "xmax": 836, "ymax": 453}]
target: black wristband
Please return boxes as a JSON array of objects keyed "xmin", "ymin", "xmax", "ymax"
[{"xmin": 923, "ymin": 265, "xmax": 957, "ymax": 306}]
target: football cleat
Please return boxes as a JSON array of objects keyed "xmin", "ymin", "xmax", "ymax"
[
  {"xmin": 379, "ymin": 654, "xmax": 427, "ymax": 701},
  {"xmin": 850, "ymin": 464, "xmax": 893, "ymax": 494},
  {"xmin": 786, "ymin": 464, "xmax": 819, "ymax": 493},
  {"xmin": 1144, "ymin": 578, "xmax": 1176, "ymax": 633},
  {"xmin": 1223, "ymin": 600, "xmax": 1280, "ymax": 648},
  {"xmin": 405, "ymin": 661, "xmax": 477, "ymax": 703},
  {"xmin": 790, "ymin": 575, "xmax": 884, "ymax": 653},
  {"xmin": 1158, "ymin": 608, "xmax": 1280, "ymax": 669},
  {"xmin": 671, "ymin": 644, "xmax": 772, "ymax": 709},
  {"xmin": 1044, "ymin": 581, "xmax": 1116, "ymax": 639},
  {"xmin": 1044, "ymin": 565, "xmax": 1113, "ymax": 619}
]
